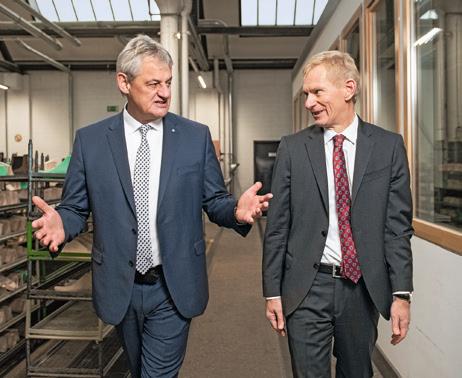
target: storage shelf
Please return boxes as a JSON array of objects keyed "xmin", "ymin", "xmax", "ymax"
[
  {"xmin": 0, "ymin": 338, "xmax": 26, "ymax": 366},
  {"xmin": 28, "ymin": 250, "xmax": 91, "ymax": 262},
  {"xmin": 28, "ymin": 330, "xmax": 122, "ymax": 377},
  {"xmin": 29, "ymin": 289, "xmax": 92, "ymax": 302},
  {"xmin": 28, "ymin": 301, "xmax": 112, "ymax": 341},
  {"xmin": 0, "ymin": 231, "xmax": 26, "ymax": 243},
  {"xmin": 0, "ymin": 202, "xmax": 27, "ymax": 212},
  {"xmin": 0, "ymin": 304, "xmax": 40, "ymax": 334},
  {"xmin": 0, "ymin": 256, "xmax": 27, "ymax": 274},
  {"xmin": 0, "ymin": 283, "xmax": 28, "ymax": 303}
]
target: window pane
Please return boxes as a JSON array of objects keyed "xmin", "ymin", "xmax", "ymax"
[
  {"xmin": 295, "ymin": 0, "xmax": 314, "ymax": 26},
  {"xmin": 53, "ymin": 0, "xmax": 77, "ymax": 22},
  {"xmin": 149, "ymin": 0, "xmax": 161, "ymax": 21},
  {"xmin": 373, "ymin": 0, "xmax": 395, "ymax": 132},
  {"xmin": 313, "ymin": 0, "xmax": 328, "ymax": 24},
  {"xmin": 414, "ymin": 0, "xmax": 462, "ymax": 232},
  {"xmin": 130, "ymin": 0, "xmax": 151, "ymax": 21},
  {"xmin": 36, "ymin": 0, "xmax": 59, "ymax": 21},
  {"xmin": 74, "ymin": 0, "xmax": 95, "ymax": 21},
  {"xmin": 277, "ymin": 0, "xmax": 296, "ymax": 25},
  {"xmin": 91, "ymin": 0, "xmax": 114, "ymax": 21},
  {"xmin": 112, "ymin": 0, "xmax": 132, "ymax": 21},
  {"xmin": 241, "ymin": 0, "xmax": 258, "ymax": 25},
  {"xmin": 259, "ymin": 0, "xmax": 276, "ymax": 26}
]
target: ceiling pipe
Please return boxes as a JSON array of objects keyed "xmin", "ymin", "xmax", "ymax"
[
  {"xmin": 16, "ymin": 40, "xmax": 69, "ymax": 72},
  {"xmin": 181, "ymin": 0, "xmax": 192, "ymax": 117},
  {"xmin": 0, "ymin": 4, "xmax": 62, "ymax": 50},
  {"xmin": 11, "ymin": 0, "xmax": 81, "ymax": 47},
  {"xmin": 187, "ymin": 17, "xmax": 208, "ymax": 71},
  {"xmin": 0, "ymin": 59, "xmax": 21, "ymax": 73}
]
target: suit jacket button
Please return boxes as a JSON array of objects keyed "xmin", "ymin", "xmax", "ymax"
[
  {"xmin": 132, "ymin": 228, "xmax": 137, "ymax": 235},
  {"xmin": 128, "ymin": 261, "xmax": 134, "ymax": 267},
  {"xmin": 321, "ymin": 230, "xmax": 327, "ymax": 237},
  {"xmin": 313, "ymin": 263, "xmax": 319, "ymax": 269}
]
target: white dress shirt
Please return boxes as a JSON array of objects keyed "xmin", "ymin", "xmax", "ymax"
[
  {"xmin": 123, "ymin": 107, "xmax": 163, "ymax": 267},
  {"xmin": 321, "ymin": 115, "xmax": 358, "ymax": 265}
]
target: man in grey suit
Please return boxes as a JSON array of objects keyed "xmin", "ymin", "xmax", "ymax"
[
  {"xmin": 32, "ymin": 35, "xmax": 271, "ymax": 378},
  {"xmin": 263, "ymin": 51, "xmax": 413, "ymax": 377}
]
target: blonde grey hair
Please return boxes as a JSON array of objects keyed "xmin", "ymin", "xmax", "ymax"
[
  {"xmin": 303, "ymin": 51, "xmax": 360, "ymax": 103},
  {"xmin": 116, "ymin": 34, "xmax": 173, "ymax": 82}
]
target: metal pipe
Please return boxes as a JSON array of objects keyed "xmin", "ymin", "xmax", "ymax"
[
  {"xmin": 181, "ymin": 0, "xmax": 192, "ymax": 117},
  {"xmin": 0, "ymin": 4, "xmax": 62, "ymax": 50},
  {"xmin": 16, "ymin": 40, "xmax": 69, "ymax": 72},
  {"xmin": 11, "ymin": 0, "xmax": 81, "ymax": 46}
]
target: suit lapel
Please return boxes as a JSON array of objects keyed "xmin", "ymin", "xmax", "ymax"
[
  {"xmin": 351, "ymin": 119, "xmax": 374, "ymax": 206},
  {"xmin": 158, "ymin": 113, "xmax": 180, "ymax": 207},
  {"xmin": 304, "ymin": 126, "xmax": 329, "ymax": 213},
  {"xmin": 106, "ymin": 113, "xmax": 136, "ymax": 217}
]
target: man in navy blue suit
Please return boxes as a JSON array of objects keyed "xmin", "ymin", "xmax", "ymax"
[{"xmin": 32, "ymin": 35, "xmax": 271, "ymax": 378}]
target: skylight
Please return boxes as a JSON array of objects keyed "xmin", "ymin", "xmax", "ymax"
[
  {"xmin": 241, "ymin": 0, "xmax": 328, "ymax": 26},
  {"xmin": 31, "ymin": 0, "xmax": 161, "ymax": 22}
]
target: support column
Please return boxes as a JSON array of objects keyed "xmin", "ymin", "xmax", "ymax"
[
  {"xmin": 157, "ymin": 0, "xmax": 182, "ymax": 114},
  {"xmin": 181, "ymin": 0, "xmax": 192, "ymax": 117}
]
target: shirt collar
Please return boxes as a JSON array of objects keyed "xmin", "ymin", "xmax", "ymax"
[
  {"xmin": 323, "ymin": 114, "xmax": 359, "ymax": 145},
  {"xmin": 123, "ymin": 105, "xmax": 163, "ymax": 134}
]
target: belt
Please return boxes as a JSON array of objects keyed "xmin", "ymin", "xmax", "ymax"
[
  {"xmin": 317, "ymin": 263, "xmax": 344, "ymax": 279},
  {"xmin": 134, "ymin": 265, "xmax": 163, "ymax": 285}
]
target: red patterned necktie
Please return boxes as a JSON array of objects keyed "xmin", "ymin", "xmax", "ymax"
[{"xmin": 333, "ymin": 134, "xmax": 361, "ymax": 283}]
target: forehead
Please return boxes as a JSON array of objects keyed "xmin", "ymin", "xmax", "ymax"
[
  {"xmin": 303, "ymin": 64, "xmax": 338, "ymax": 90},
  {"xmin": 138, "ymin": 55, "xmax": 172, "ymax": 75}
]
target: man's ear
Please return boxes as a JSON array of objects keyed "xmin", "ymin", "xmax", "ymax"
[
  {"xmin": 117, "ymin": 72, "xmax": 130, "ymax": 95},
  {"xmin": 344, "ymin": 78, "xmax": 357, "ymax": 102}
]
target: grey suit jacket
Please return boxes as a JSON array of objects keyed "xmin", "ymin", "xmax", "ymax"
[
  {"xmin": 56, "ymin": 112, "xmax": 250, "ymax": 325},
  {"xmin": 262, "ymin": 119, "xmax": 413, "ymax": 319}
]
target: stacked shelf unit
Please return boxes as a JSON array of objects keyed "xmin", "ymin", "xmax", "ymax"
[{"xmin": 10, "ymin": 140, "xmax": 123, "ymax": 377}]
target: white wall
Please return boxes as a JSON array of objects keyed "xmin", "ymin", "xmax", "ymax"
[
  {"xmin": 30, "ymin": 72, "xmax": 71, "ymax": 160},
  {"xmin": 377, "ymin": 237, "xmax": 462, "ymax": 378},
  {"xmin": 72, "ymin": 71, "xmax": 124, "ymax": 131},
  {"xmin": 6, "ymin": 75, "xmax": 30, "ymax": 155},
  {"xmin": 234, "ymin": 70, "xmax": 292, "ymax": 195}
]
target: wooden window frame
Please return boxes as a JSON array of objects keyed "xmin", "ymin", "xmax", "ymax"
[{"xmin": 406, "ymin": 0, "xmax": 462, "ymax": 256}]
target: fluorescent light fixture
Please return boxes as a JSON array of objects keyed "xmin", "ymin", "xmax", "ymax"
[
  {"xmin": 0, "ymin": 84, "xmax": 8, "ymax": 90},
  {"xmin": 197, "ymin": 74, "xmax": 206, "ymax": 89},
  {"xmin": 420, "ymin": 9, "xmax": 438, "ymax": 20},
  {"xmin": 413, "ymin": 27, "xmax": 442, "ymax": 46}
]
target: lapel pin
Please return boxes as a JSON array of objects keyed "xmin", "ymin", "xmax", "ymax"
[{"xmin": 171, "ymin": 128, "xmax": 176, "ymax": 133}]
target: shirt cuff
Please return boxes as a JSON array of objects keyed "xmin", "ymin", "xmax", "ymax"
[{"xmin": 266, "ymin": 296, "xmax": 281, "ymax": 300}]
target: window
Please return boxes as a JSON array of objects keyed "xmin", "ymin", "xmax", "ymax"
[
  {"xmin": 412, "ymin": 0, "xmax": 462, "ymax": 252},
  {"xmin": 32, "ymin": 0, "xmax": 160, "ymax": 22},
  {"xmin": 240, "ymin": 0, "xmax": 328, "ymax": 26},
  {"xmin": 368, "ymin": 0, "xmax": 397, "ymax": 132}
]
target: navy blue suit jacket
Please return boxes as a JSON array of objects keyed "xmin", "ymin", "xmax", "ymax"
[{"xmin": 56, "ymin": 112, "xmax": 250, "ymax": 324}]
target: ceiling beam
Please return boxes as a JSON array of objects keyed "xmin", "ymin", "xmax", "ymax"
[
  {"xmin": 13, "ymin": 58, "xmax": 297, "ymax": 71},
  {"xmin": 197, "ymin": 25, "xmax": 313, "ymax": 37}
]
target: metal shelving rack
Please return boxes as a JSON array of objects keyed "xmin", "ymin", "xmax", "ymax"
[
  {"xmin": 0, "ymin": 172, "xmax": 34, "ymax": 368},
  {"xmin": 24, "ymin": 140, "xmax": 122, "ymax": 377}
]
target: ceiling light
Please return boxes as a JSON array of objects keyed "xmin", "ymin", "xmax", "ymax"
[
  {"xmin": 413, "ymin": 27, "xmax": 442, "ymax": 46},
  {"xmin": 197, "ymin": 74, "xmax": 206, "ymax": 89},
  {"xmin": 0, "ymin": 84, "xmax": 8, "ymax": 90},
  {"xmin": 420, "ymin": 9, "xmax": 438, "ymax": 20}
]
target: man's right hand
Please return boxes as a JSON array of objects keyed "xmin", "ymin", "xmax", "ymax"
[
  {"xmin": 31, "ymin": 196, "xmax": 65, "ymax": 253},
  {"xmin": 265, "ymin": 298, "xmax": 286, "ymax": 336}
]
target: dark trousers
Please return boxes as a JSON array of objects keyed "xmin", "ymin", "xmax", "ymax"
[
  {"xmin": 116, "ymin": 277, "xmax": 191, "ymax": 378},
  {"xmin": 286, "ymin": 272, "xmax": 379, "ymax": 378}
]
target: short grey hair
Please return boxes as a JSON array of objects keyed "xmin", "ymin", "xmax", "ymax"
[
  {"xmin": 116, "ymin": 34, "xmax": 173, "ymax": 82},
  {"xmin": 303, "ymin": 51, "xmax": 360, "ymax": 103}
]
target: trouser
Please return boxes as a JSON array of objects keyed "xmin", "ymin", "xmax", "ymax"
[
  {"xmin": 116, "ymin": 274, "xmax": 190, "ymax": 378},
  {"xmin": 286, "ymin": 272, "xmax": 379, "ymax": 378}
]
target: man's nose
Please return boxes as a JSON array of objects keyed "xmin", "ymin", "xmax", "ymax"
[
  {"xmin": 305, "ymin": 93, "xmax": 315, "ymax": 109},
  {"xmin": 158, "ymin": 84, "xmax": 170, "ymax": 98}
]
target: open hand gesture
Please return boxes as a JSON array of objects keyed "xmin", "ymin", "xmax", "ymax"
[
  {"xmin": 235, "ymin": 182, "xmax": 273, "ymax": 224},
  {"xmin": 31, "ymin": 196, "xmax": 65, "ymax": 252}
]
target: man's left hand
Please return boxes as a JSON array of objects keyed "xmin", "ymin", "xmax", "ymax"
[
  {"xmin": 235, "ymin": 182, "xmax": 273, "ymax": 224},
  {"xmin": 390, "ymin": 297, "xmax": 411, "ymax": 345}
]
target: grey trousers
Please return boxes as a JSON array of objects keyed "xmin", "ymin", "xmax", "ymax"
[{"xmin": 286, "ymin": 272, "xmax": 379, "ymax": 378}]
